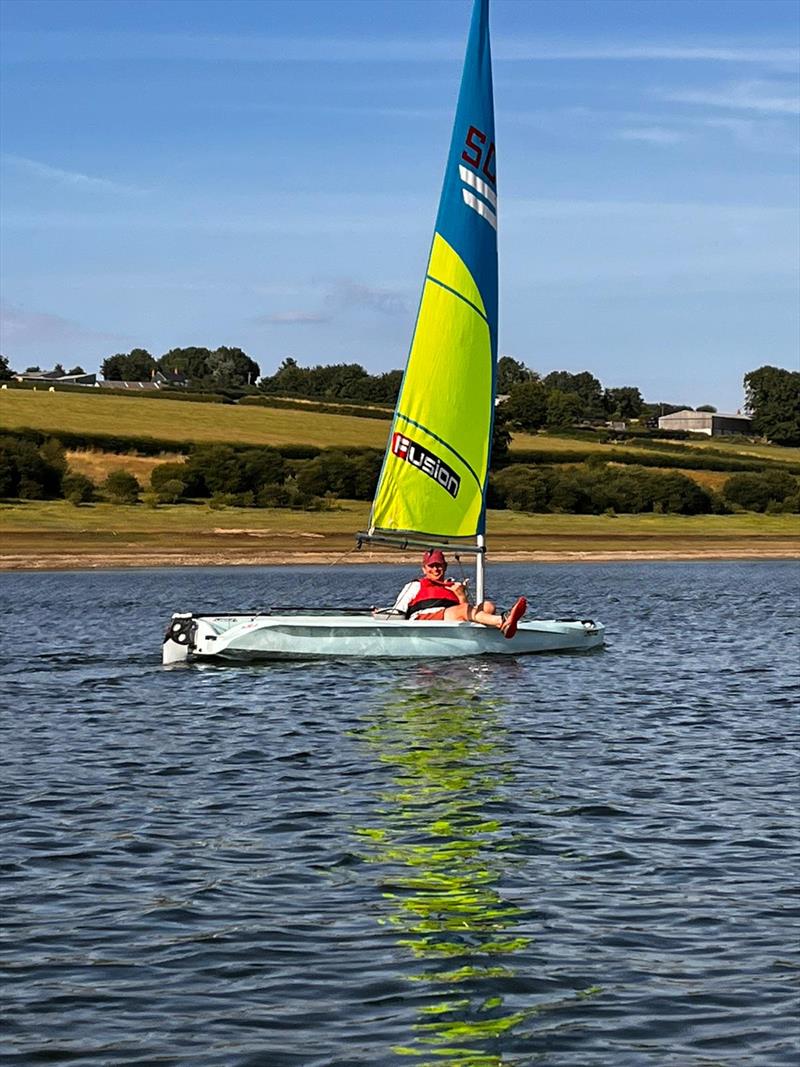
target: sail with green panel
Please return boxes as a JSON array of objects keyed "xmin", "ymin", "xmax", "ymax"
[{"xmin": 367, "ymin": 0, "xmax": 497, "ymax": 547}]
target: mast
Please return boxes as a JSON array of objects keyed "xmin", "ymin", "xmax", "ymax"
[{"xmin": 475, "ymin": 534, "xmax": 486, "ymax": 604}]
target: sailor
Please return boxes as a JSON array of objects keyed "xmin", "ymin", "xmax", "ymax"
[{"xmin": 390, "ymin": 549, "xmax": 527, "ymax": 638}]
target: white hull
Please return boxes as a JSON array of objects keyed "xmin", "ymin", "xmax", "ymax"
[{"xmin": 163, "ymin": 612, "xmax": 604, "ymax": 664}]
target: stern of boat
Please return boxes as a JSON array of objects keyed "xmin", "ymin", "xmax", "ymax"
[{"xmin": 162, "ymin": 613, "xmax": 196, "ymax": 664}]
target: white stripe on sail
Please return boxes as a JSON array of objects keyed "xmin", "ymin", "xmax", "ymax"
[
  {"xmin": 458, "ymin": 164, "xmax": 497, "ymax": 208},
  {"xmin": 462, "ymin": 189, "xmax": 497, "ymax": 230}
]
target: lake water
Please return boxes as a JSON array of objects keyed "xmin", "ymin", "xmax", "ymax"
[{"xmin": 1, "ymin": 561, "xmax": 798, "ymax": 1066}]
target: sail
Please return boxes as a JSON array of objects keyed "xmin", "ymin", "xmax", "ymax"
[{"xmin": 368, "ymin": 0, "xmax": 497, "ymax": 547}]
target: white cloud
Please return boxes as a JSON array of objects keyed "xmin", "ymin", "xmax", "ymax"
[
  {"xmin": 496, "ymin": 41, "xmax": 798, "ymax": 65},
  {"xmin": 256, "ymin": 281, "xmax": 408, "ymax": 327},
  {"xmin": 0, "ymin": 303, "xmax": 117, "ymax": 345},
  {"xmin": 4, "ymin": 155, "xmax": 145, "ymax": 195},
  {"xmin": 255, "ymin": 311, "xmax": 330, "ymax": 325},
  {"xmin": 616, "ymin": 127, "xmax": 686, "ymax": 145},
  {"xmin": 4, "ymin": 29, "xmax": 796, "ymax": 67},
  {"xmin": 327, "ymin": 281, "xmax": 409, "ymax": 316},
  {"xmin": 659, "ymin": 79, "xmax": 800, "ymax": 114}
]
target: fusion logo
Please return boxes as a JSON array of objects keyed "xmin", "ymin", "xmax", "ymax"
[{"xmin": 391, "ymin": 432, "xmax": 460, "ymax": 499}]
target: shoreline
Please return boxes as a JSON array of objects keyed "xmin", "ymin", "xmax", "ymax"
[{"xmin": 2, "ymin": 546, "xmax": 798, "ymax": 571}]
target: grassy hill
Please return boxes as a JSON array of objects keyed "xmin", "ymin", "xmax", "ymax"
[
  {"xmin": 2, "ymin": 389, "xmax": 798, "ymax": 565},
  {"xmin": 0, "ymin": 389, "xmax": 389, "ymax": 449},
  {"xmin": 3, "ymin": 386, "xmax": 799, "ymax": 492}
]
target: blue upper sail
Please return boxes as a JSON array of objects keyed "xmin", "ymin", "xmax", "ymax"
[{"xmin": 434, "ymin": 0, "xmax": 497, "ymax": 359}]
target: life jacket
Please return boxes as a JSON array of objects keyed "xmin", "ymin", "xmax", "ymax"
[{"xmin": 406, "ymin": 577, "xmax": 461, "ymax": 619}]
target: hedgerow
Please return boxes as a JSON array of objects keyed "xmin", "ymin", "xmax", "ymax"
[{"xmin": 489, "ymin": 464, "xmax": 717, "ymax": 515}]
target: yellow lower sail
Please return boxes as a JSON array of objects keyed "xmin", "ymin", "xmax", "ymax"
[{"xmin": 370, "ymin": 234, "xmax": 492, "ymax": 540}]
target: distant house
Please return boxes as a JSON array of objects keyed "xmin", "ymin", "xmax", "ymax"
[
  {"xmin": 154, "ymin": 369, "xmax": 188, "ymax": 387},
  {"xmin": 97, "ymin": 370, "xmax": 189, "ymax": 391},
  {"xmin": 97, "ymin": 379, "xmax": 161, "ymax": 391},
  {"xmin": 657, "ymin": 409, "xmax": 752, "ymax": 436},
  {"xmin": 14, "ymin": 370, "xmax": 96, "ymax": 386}
]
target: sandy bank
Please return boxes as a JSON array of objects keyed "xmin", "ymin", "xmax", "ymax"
[{"xmin": 2, "ymin": 546, "xmax": 798, "ymax": 571}]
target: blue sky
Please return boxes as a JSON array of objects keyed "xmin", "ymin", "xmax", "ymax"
[{"xmin": 1, "ymin": 0, "xmax": 798, "ymax": 411}]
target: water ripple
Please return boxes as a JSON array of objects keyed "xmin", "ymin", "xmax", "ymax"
[{"xmin": 1, "ymin": 561, "xmax": 798, "ymax": 1065}]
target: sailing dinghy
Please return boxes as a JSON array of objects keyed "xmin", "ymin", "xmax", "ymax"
[{"xmin": 162, "ymin": 0, "xmax": 603, "ymax": 664}]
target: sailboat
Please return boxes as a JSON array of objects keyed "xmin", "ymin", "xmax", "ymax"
[{"xmin": 162, "ymin": 0, "xmax": 603, "ymax": 664}]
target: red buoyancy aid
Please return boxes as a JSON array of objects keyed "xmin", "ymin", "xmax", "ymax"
[{"xmin": 406, "ymin": 577, "xmax": 462, "ymax": 619}]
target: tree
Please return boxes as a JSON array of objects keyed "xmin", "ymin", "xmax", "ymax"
[
  {"xmin": 62, "ymin": 472, "xmax": 95, "ymax": 505},
  {"xmin": 52, "ymin": 363, "xmax": 66, "ymax": 377},
  {"xmin": 490, "ymin": 466, "xmax": 553, "ymax": 512},
  {"xmin": 722, "ymin": 471, "xmax": 798, "ymax": 512},
  {"xmin": 259, "ymin": 358, "xmax": 401, "ymax": 404},
  {"xmin": 126, "ymin": 348, "xmax": 157, "ymax": 381},
  {"xmin": 159, "ymin": 346, "xmax": 213, "ymax": 381},
  {"xmin": 296, "ymin": 451, "xmax": 356, "ymax": 498},
  {"xmin": 38, "ymin": 438, "xmax": 67, "ymax": 479},
  {"xmin": 604, "ymin": 386, "xmax": 644, "ymax": 420},
  {"xmin": 351, "ymin": 451, "xmax": 383, "ymax": 499},
  {"xmin": 67, "ymin": 365, "xmax": 86, "ymax": 376},
  {"xmin": 238, "ymin": 447, "xmax": 286, "ymax": 489},
  {"xmin": 0, "ymin": 355, "xmax": 13, "ymax": 380},
  {"xmin": 103, "ymin": 470, "xmax": 140, "ymax": 504},
  {"xmin": 500, "ymin": 379, "xmax": 548, "ymax": 431},
  {"xmin": 186, "ymin": 445, "xmax": 244, "ymax": 495},
  {"xmin": 543, "ymin": 370, "xmax": 605, "ymax": 419},
  {"xmin": 744, "ymin": 365, "xmax": 800, "ymax": 446},
  {"xmin": 260, "ymin": 357, "xmax": 309, "ymax": 395},
  {"xmin": 497, "ymin": 356, "xmax": 536, "ymax": 394},
  {"xmin": 376, "ymin": 370, "xmax": 402, "ymax": 404},
  {"xmin": 183, "ymin": 445, "xmax": 285, "ymax": 496},
  {"xmin": 205, "ymin": 346, "xmax": 260, "ymax": 388},
  {"xmin": 545, "ymin": 389, "xmax": 583, "ymax": 429},
  {"xmin": 0, "ymin": 435, "xmax": 65, "ymax": 499},
  {"xmin": 151, "ymin": 461, "xmax": 205, "ymax": 498},
  {"xmin": 101, "ymin": 348, "xmax": 156, "ymax": 381},
  {"xmin": 696, "ymin": 404, "xmax": 717, "ymax": 413},
  {"xmin": 153, "ymin": 478, "xmax": 186, "ymax": 504},
  {"xmin": 490, "ymin": 409, "xmax": 511, "ymax": 466},
  {"xmin": 100, "ymin": 354, "xmax": 126, "ymax": 380}
]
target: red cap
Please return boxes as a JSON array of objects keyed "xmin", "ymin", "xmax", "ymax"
[{"xmin": 422, "ymin": 549, "xmax": 446, "ymax": 565}]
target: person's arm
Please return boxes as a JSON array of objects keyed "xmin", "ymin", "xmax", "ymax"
[
  {"xmin": 445, "ymin": 579, "xmax": 469, "ymax": 604},
  {"xmin": 391, "ymin": 580, "xmax": 420, "ymax": 614}
]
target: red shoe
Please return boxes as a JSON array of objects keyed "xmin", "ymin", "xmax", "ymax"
[{"xmin": 501, "ymin": 597, "xmax": 527, "ymax": 639}]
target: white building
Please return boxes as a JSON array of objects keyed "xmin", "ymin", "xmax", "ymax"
[{"xmin": 657, "ymin": 409, "xmax": 752, "ymax": 436}]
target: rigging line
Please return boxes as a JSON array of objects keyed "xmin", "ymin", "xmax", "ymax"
[
  {"xmin": 394, "ymin": 412, "xmax": 483, "ymax": 492},
  {"xmin": 324, "ymin": 542, "xmax": 360, "ymax": 568}
]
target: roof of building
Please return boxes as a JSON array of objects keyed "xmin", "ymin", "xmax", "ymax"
[{"xmin": 659, "ymin": 409, "xmax": 750, "ymax": 421}]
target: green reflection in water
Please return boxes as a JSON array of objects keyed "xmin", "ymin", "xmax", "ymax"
[{"xmin": 354, "ymin": 664, "xmax": 536, "ymax": 1065}]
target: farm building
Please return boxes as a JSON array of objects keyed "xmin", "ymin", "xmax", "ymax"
[
  {"xmin": 14, "ymin": 370, "xmax": 96, "ymax": 386},
  {"xmin": 657, "ymin": 409, "xmax": 752, "ymax": 436}
]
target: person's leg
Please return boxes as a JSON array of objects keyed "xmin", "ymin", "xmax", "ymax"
[
  {"xmin": 470, "ymin": 604, "xmax": 502, "ymax": 628},
  {"xmin": 444, "ymin": 597, "xmax": 528, "ymax": 637},
  {"xmin": 442, "ymin": 603, "xmax": 502, "ymax": 628}
]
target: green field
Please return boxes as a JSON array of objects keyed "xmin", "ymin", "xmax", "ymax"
[
  {"xmin": 512, "ymin": 430, "xmax": 800, "ymax": 465},
  {"xmin": 3, "ymin": 388, "xmax": 798, "ymax": 567},
  {"xmin": 5, "ymin": 389, "xmax": 798, "ymax": 469},
  {"xmin": 0, "ymin": 389, "xmax": 390, "ymax": 449}
]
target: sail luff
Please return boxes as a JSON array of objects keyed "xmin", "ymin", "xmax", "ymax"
[{"xmin": 366, "ymin": 0, "xmax": 497, "ymax": 547}]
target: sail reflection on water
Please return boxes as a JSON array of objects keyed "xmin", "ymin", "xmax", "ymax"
[{"xmin": 354, "ymin": 663, "xmax": 534, "ymax": 1064}]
